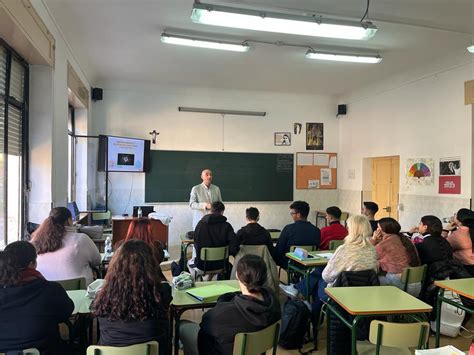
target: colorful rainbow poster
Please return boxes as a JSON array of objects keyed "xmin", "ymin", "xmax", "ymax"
[{"xmin": 405, "ymin": 158, "xmax": 434, "ymax": 186}]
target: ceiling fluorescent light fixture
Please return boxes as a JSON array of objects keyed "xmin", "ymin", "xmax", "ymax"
[
  {"xmin": 191, "ymin": 2, "xmax": 377, "ymax": 40},
  {"xmin": 306, "ymin": 49, "xmax": 382, "ymax": 63},
  {"xmin": 468, "ymin": 45, "xmax": 474, "ymax": 53},
  {"xmin": 161, "ymin": 33, "xmax": 249, "ymax": 52},
  {"xmin": 178, "ymin": 107, "xmax": 266, "ymax": 117}
]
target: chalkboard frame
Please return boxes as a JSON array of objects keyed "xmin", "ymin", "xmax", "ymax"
[{"xmin": 145, "ymin": 150, "xmax": 294, "ymax": 203}]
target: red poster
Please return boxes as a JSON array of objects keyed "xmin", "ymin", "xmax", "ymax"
[{"xmin": 439, "ymin": 176, "xmax": 461, "ymax": 194}]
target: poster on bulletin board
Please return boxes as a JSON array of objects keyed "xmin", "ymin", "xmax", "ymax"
[{"xmin": 296, "ymin": 152, "xmax": 337, "ymax": 189}]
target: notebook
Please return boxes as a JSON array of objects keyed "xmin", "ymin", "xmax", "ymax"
[{"xmin": 186, "ymin": 284, "xmax": 240, "ymax": 302}]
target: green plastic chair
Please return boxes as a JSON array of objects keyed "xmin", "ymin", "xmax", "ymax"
[
  {"xmin": 0, "ymin": 349, "xmax": 40, "ymax": 355},
  {"xmin": 340, "ymin": 212, "xmax": 349, "ymax": 226},
  {"xmin": 401, "ymin": 264, "xmax": 427, "ymax": 293},
  {"xmin": 328, "ymin": 239, "xmax": 345, "ymax": 250},
  {"xmin": 367, "ymin": 320, "xmax": 429, "ymax": 355},
  {"xmin": 92, "ymin": 211, "xmax": 112, "ymax": 230},
  {"xmin": 196, "ymin": 246, "xmax": 229, "ymax": 281},
  {"xmin": 87, "ymin": 341, "xmax": 159, "ymax": 355},
  {"xmin": 233, "ymin": 321, "xmax": 281, "ymax": 355},
  {"xmin": 56, "ymin": 277, "xmax": 87, "ymax": 290}
]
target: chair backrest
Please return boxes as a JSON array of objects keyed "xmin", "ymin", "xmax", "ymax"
[
  {"xmin": 0, "ymin": 349, "xmax": 41, "ymax": 355},
  {"xmin": 92, "ymin": 211, "xmax": 111, "ymax": 222},
  {"xmin": 200, "ymin": 246, "xmax": 229, "ymax": 262},
  {"xmin": 233, "ymin": 321, "xmax": 281, "ymax": 355},
  {"xmin": 87, "ymin": 341, "xmax": 159, "ymax": 355},
  {"xmin": 328, "ymin": 239, "xmax": 345, "ymax": 250},
  {"xmin": 289, "ymin": 245, "xmax": 317, "ymax": 252},
  {"xmin": 340, "ymin": 212, "xmax": 349, "ymax": 223},
  {"xmin": 369, "ymin": 320, "xmax": 429, "ymax": 352},
  {"xmin": 56, "ymin": 277, "xmax": 87, "ymax": 291},
  {"xmin": 401, "ymin": 264, "xmax": 427, "ymax": 290}
]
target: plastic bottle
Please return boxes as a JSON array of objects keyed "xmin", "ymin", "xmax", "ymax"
[
  {"xmin": 104, "ymin": 236, "xmax": 112, "ymax": 257},
  {"xmin": 138, "ymin": 207, "xmax": 143, "ymax": 218}
]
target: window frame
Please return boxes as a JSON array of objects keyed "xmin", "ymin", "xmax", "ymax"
[
  {"xmin": 0, "ymin": 38, "xmax": 29, "ymax": 245},
  {"xmin": 68, "ymin": 104, "xmax": 76, "ymax": 202}
]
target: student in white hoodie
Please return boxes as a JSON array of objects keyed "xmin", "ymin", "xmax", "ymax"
[{"xmin": 31, "ymin": 207, "xmax": 101, "ymax": 285}]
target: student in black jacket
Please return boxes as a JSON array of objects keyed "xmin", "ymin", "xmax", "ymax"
[
  {"xmin": 414, "ymin": 215, "xmax": 453, "ymax": 266},
  {"xmin": 92, "ymin": 240, "xmax": 172, "ymax": 355},
  {"xmin": 229, "ymin": 207, "xmax": 275, "ymax": 257},
  {"xmin": 0, "ymin": 241, "xmax": 74, "ymax": 354},
  {"xmin": 180, "ymin": 255, "xmax": 281, "ymax": 355}
]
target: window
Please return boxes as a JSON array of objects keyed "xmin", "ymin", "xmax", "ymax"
[
  {"xmin": 68, "ymin": 105, "xmax": 75, "ymax": 202},
  {"xmin": 0, "ymin": 41, "xmax": 29, "ymax": 248}
]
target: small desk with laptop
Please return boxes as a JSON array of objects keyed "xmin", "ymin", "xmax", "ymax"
[
  {"xmin": 324, "ymin": 285, "xmax": 432, "ymax": 355},
  {"xmin": 169, "ymin": 280, "xmax": 240, "ymax": 355},
  {"xmin": 434, "ymin": 278, "xmax": 474, "ymax": 347}
]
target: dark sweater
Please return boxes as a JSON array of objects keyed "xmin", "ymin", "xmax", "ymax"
[
  {"xmin": 275, "ymin": 220, "xmax": 320, "ymax": 268},
  {"xmin": 198, "ymin": 288, "xmax": 281, "ymax": 355},
  {"xmin": 97, "ymin": 282, "xmax": 172, "ymax": 355},
  {"xmin": 0, "ymin": 278, "xmax": 74, "ymax": 354},
  {"xmin": 415, "ymin": 235, "xmax": 453, "ymax": 266},
  {"xmin": 194, "ymin": 213, "xmax": 236, "ymax": 271},
  {"xmin": 230, "ymin": 223, "xmax": 275, "ymax": 257}
]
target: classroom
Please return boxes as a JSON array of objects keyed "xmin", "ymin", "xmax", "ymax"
[{"xmin": 0, "ymin": 0, "xmax": 473, "ymax": 354}]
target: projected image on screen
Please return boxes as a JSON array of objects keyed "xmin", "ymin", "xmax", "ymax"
[
  {"xmin": 118, "ymin": 153, "xmax": 135, "ymax": 166},
  {"xmin": 107, "ymin": 136, "xmax": 144, "ymax": 172}
]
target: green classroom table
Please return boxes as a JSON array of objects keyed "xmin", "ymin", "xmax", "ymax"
[
  {"xmin": 434, "ymin": 278, "xmax": 474, "ymax": 347},
  {"xmin": 325, "ymin": 285, "xmax": 432, "ymax": 355},
  {"xmin": 285, "ymin": 251, "xmax": 334, "ymax": 299},
  {"xmin": 170, "ymin": 280, "xmax": 240, "ymax": 355}
]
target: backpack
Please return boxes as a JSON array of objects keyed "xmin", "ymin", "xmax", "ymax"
[{"xmin": 279, "ymin": 299, "xmax": 311, "ymax": 349}]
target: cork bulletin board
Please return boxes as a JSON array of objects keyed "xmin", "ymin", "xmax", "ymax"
[{"xmin": 296, "ymin": 152, "xmax": 337, "ymax": 189}]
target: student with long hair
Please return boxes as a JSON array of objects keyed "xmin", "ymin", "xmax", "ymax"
[
  {"xmin": 121, "ymin": 218, "xmax": 167, "ymax": 280},
  {"xmin": 31, "ymin": 207, "xmax": 101, "ymax": 285},
  {"xmin": 0, "ymin": 241, "xmax": 74, "ymax": 354},
  {"xmin": 447, "ymin": 209, "xmax": 474, "ymax": 276},
  {"xmin": 180, "ymin": 254, "xmax": 281, "ymax": 355},
  {"xmin": 414, "ymin": 215, "xmax": 453, "ymax": 266},
  {"xmin": 92, "ymin": 240, "xmax": 171, "ymax": 355},
  {"xmin": 371, "ymin": 217, "xmax": 421, "ymax": 295}
]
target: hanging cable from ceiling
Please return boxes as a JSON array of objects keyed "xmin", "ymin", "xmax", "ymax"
[{"xmin": 360, "ymin": 0, "xmax": 370, "ymax": 22}]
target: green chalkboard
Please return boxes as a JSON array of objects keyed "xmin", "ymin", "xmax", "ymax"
[{"xmin": 145, "ymin": 150, "xmax": 294, "ymax": 203}]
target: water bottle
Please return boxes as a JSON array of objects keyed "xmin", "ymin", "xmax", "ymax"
[
  {"xmin": 138, "ymin": 207, "xmax": 143, "ymax": 218},
  {"xmin": 104, "ymin": 236, "xmax": 112, "ymax": 257}
]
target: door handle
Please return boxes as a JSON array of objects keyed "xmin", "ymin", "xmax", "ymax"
[{"xmin": 383, "ymin": 206, "xmax": 391, "ymax": 212}]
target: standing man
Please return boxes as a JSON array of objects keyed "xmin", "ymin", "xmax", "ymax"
[
  {"xmin": 189, "ymin": 169, "xmax": 222, "ymax": 229},
  {"xmin": 362, "ymin": 201, "xmax": 379, "ymax": 232}
]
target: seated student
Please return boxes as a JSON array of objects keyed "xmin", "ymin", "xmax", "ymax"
[
  {"xmin": 180, "ymin": 254, "xmax": 281, "ymax": 355},
  {"xmin": 413, "ymin": 215, "xmax": 453, "ymax": 266},
  {"xmin": 229, "ymin": 207, "xmax": 275, "ymax": 257},
  {"xmin": 188, "ymin": 201, "xmax": 236, "ymax": 280},
  {"xmin": 0, "ymin": 241, "xmax": 74, "ymax": 354},
  {"xmin": 274, "ymin": 201, "xmax": 320, "ymax": 268},
  {"xmin": 120, "ymin": 217, "xmax": 166, "ymax": 279},
  {"xmin": 280, "ymin": 215, "xmax": 377, "ymax": 316},
  {"xmin": 31, "ymin": 207, "xmax": 101, "ymax": 285},
  {"xmin": 92, "ymin": 240, "xmax": 171, "ymax": 355},
  {"xmin": 446, "ymin": 208, "xmax": 474, "ymax": 276},
  {"xmin": 319, "ymin": 206, "xmax": 348, "ymax": 250},
  {"xmin": 362, "ymin": 201, "xmax": 379, "ymax": 232},
  {"xmin": 371, "ymin": 217, "xmax": 421, "ymax": 296}
]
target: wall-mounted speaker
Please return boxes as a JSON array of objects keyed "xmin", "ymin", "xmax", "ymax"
[
  {"xmin": 92, "ymin": 87, "xmax": 103, "ymax": 101},
  {"xmin": 337, "ymin": 104, "xmax": 347, "ymax": 117}
]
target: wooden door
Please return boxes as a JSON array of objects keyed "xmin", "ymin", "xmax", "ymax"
[{"xmin": 372, "ymin": 156, "xmax": 399, "ymax": 219}]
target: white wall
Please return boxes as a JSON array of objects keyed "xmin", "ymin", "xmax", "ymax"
[
  {"xmin": 338, "ymin": 55, "xmax": 473, "ymax": 229},
  {"xmin": 27, "ymin": 0, "xmax": 91, "ymax": 223},
  {"xmin": 91, "ymin": 82, "xmax": 339, "ymax": 247}
]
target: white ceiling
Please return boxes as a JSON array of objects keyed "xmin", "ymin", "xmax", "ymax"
[{"xmin": 44, "ymin": 0, "xmax": 474, "ymax": 95}]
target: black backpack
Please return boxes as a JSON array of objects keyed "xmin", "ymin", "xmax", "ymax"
[{"xmin": 279, "ymin": 299, "xmax": 310, "ymax": 349}]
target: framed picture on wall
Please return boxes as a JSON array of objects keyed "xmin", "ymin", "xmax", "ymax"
[
  {"xmin": 306, "ymin": 123, "xmax": 324, "ymax": 150},
  {"xmin": 274, "ymin": 132, "xmax": 291, "ymax": 146}
]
